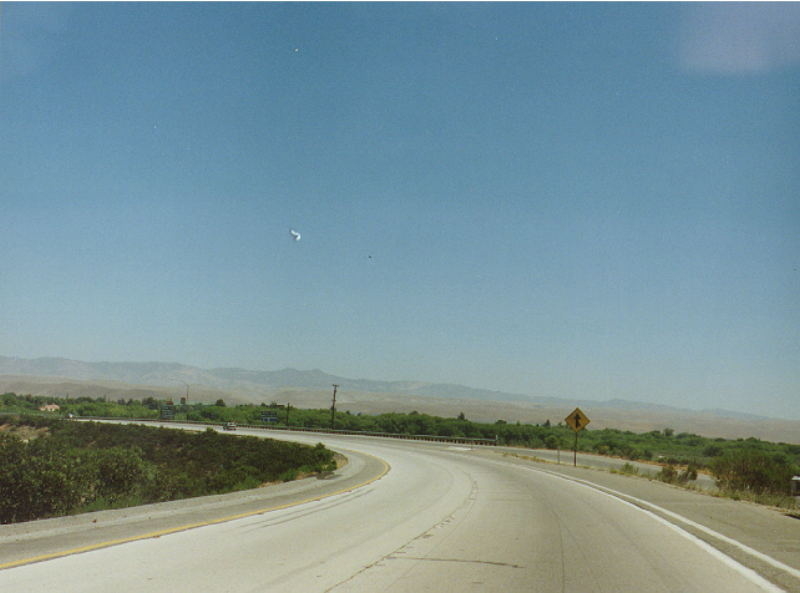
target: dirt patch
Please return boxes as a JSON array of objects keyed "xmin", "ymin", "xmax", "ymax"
[
  {"xmin": 333, "ymin": 452, "xmax": 348, "ymax": 469},
  {"xmin": 0, "ymin": 423, "xmax": 49, "ymax": 442},
  {"xmin": 259, "ymin": 452, "xmax": 349, "ymax": 488}
]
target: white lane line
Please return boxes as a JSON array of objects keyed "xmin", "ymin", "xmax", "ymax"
[
  {"xmin": 556, "ymin": 470, "xmax": 800, "ymax": 580},
  {"xmin": 513, "ymin": 463, "xmax": 796, "ymax": 593},
  {"xmin": 577, "ymin": 482, "xmax": 786, "ymax": 593}
]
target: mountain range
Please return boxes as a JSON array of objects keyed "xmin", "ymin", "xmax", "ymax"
[
  {"xmin": 3, "ymin": 356, "xmax": 799, "ymax": 442},
  {"xmin": 0, "ymin": 355, "xmax": 766, "ymax": 419}
]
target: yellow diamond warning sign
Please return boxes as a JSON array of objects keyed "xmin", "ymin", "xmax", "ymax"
[{"xmin": 565, "ymin": 407, "xmax": 590, "ymax": 433}]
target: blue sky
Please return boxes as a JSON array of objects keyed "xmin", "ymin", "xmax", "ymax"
[{"xmin": 2, "ymin": 3, "xmax": 798, "ymax": 418}]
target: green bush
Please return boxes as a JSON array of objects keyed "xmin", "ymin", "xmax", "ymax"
[
  {"xmin": 711, "ymin": 449, "xmax": 795, "ymax": 495},
  {"xmin": 0, "ymin": 417, "xmax": 337, "ymax": 523},
  {"xmin": 0, "ymin": 435, "xmax": 90, "ymax": 523},
  {"xmin": 656, "ymin": 463, "xmax": 698, "ymax": 485},
  {"xmin": 657, "ymin": 465, "xmax": 679, "ymax": 484},
  {"xmin": 89, "ymin": 447, "xmax": 151, "ymax": 503}
]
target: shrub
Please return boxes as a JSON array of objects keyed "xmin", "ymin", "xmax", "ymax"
[
  {"xmin": 0, "ymin": 418, "xmax": 337, "ymax": 523},
  {"xmin": 544, "ymin": 434, "xmax": 561, "ymax": 450},
  {"xmin": 0, "ymin": 435, "xmax": 90, "ymax": 523},
  {"xmin": 680, "ymin": 464, "xmax": 698, "ymax": 482},
  {"xmin": 657, "ymin": 465, "xmax": 679, "ymax": 484},
  {"xmin": 656, "ymin": 463, "xmax": 698, "ymax": 485},
  {"xmin": 89, "ymin": 447, "xmax": 152, "ymax": 503},
  {"xmin": 711, "ymin": 449, "xmax": 795, "ymax": 495},
  {"xmin": 703, "ymin": 445, "xmax": 724, "ymax": 457}
]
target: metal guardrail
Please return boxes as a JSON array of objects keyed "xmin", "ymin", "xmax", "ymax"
[
  {"xmin": 241, "ymin": 423, "xmax": 499, "ymax": 446},
  {"xmin": 75, "ymin": 416, "xmax": 498, "ymax": 446}
]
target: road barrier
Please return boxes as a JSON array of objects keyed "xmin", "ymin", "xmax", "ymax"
[{"xmin": 75, "ymin": 417, "xmax": 499, "ymax": 446}]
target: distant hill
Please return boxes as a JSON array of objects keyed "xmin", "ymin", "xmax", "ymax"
[
  {"xmin": 0, "ymin": 354, "xmax": 769, "ymax": 420},
  {"xmin": 0, "ymin": 356, "xmax": 559, "ymax": 403},
  {"xmin": 1, "ymin": 355, "xmax": 798, "ymax": 443}
]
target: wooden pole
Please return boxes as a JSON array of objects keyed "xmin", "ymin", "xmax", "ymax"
[{"xmin": 330, "ymin": 384, "xmax": 339, "ymax": 429}]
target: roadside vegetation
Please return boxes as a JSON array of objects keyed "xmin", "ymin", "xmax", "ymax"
[
  {"xmin": 0, "ymin": 410, "xmax": 335, "ymax": 524},
  {"xmin": 2, "ymin": 392, "xmax": 798, "ymax": 511}
]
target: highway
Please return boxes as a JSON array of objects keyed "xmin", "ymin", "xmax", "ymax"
[
  {"xmin": 1, "ymin": 426, "xmax": 798, "ymax": 593},
  {"xmin": 496, "ymin": 446, "xmax": 719, "ymax": 490}
]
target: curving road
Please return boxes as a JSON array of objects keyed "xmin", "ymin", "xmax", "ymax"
[
  {"xmin": 1, "ymin": 427, "xmax": 797, "ymax": 593},
  {"xmin": 495, "ymin": 446, "xmax": 718, "ymax": 489}
]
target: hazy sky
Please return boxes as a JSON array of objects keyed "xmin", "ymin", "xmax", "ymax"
[{"xmin": 2, "ymin": 3, "xmax": 798, "ymax": 419}]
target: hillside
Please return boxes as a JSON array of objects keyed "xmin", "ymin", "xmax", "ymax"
[
  {"xmin": 0, "ymin": 355, "xmax": 772, "ymax": 415},
  {"xmin": 1, "ymin": 356, "xmax": 798, "ymax": 444}
]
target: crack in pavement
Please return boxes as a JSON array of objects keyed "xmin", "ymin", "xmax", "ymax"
[{"xmin": 387, "ymin": 555, "xmax": 524, "ymax": 569}]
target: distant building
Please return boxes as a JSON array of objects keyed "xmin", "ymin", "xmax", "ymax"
[{"xmin": 39, "ymin": 404, "xmax": 60, "ymax": 412}]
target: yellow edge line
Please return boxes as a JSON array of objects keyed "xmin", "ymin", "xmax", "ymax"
[{"xmin": 0, "ymin": 449, "xmax": 390, "ymax": 571}]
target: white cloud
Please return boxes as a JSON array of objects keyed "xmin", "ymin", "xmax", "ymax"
[{"xmin": 678, "ymin": 3, "xmax": 800, "ymax": 75}]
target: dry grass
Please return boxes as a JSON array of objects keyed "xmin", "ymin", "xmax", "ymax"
[{"xmin": 0, "ymin": 422, "xmax": 49, "ymax": 442}]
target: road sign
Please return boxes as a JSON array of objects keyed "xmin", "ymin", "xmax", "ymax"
[{"xmin": 565, "ymin": 407, "xmax": 590, "ymax": 433}]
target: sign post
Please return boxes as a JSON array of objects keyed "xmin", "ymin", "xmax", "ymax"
[{"xmin": 564, "ymin": 407, "xmax": 591, "ymax": 467}]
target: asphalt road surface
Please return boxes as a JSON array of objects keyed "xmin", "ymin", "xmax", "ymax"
[{"xmin": 1, "ymin": 426, "xmax": 797, "ymax": 593}]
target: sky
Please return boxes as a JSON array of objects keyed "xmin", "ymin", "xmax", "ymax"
[{"xmin": 1, "ymin": 3, "xmax": 798, "ymax": 419}]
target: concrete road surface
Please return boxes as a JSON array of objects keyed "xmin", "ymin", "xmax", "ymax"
[
  {"xmin": 1, "ymin": 427, "xmax": 797, "ymax": 593},
  {"xmin": 497, "ymin": 446, "xmax": 718, "ymax": 489}
]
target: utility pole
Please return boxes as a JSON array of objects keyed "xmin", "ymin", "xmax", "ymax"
[
  {"xmin": 181, "ymin": 382, "xmax": 190, "ymax": 421},
  {"xmin": 330, "ymin": 384, "xmax": 339, "ymax": 430}
]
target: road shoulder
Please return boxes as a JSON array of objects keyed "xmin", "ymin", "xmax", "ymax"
[
  {"xmin": 0, "ymin": 445, "xmax": 387, "ymax": 570},
  {"xmin": 474, "ymin": 447, "xmax": 800, "ymax": 593}
]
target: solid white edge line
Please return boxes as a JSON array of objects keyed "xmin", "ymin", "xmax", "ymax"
[
  {"xmin": 587, "ymin": 484, "xmax": 786, "ymax": 593},
  {"xmin": 515, "ymin": 463, "xmax": 793, "ymax": 593},
  {"xmin": 558, "ymin": 471, "xmax": 800, "ymax": 580}
]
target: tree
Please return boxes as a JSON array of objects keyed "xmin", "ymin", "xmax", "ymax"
[
  {"xmin": 215, "ymin": 399, "xmax": 226, "ymax": 407},
  {"xmin": 142, "ymin": 397, "xmax": 159, "ymax": 410}
]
